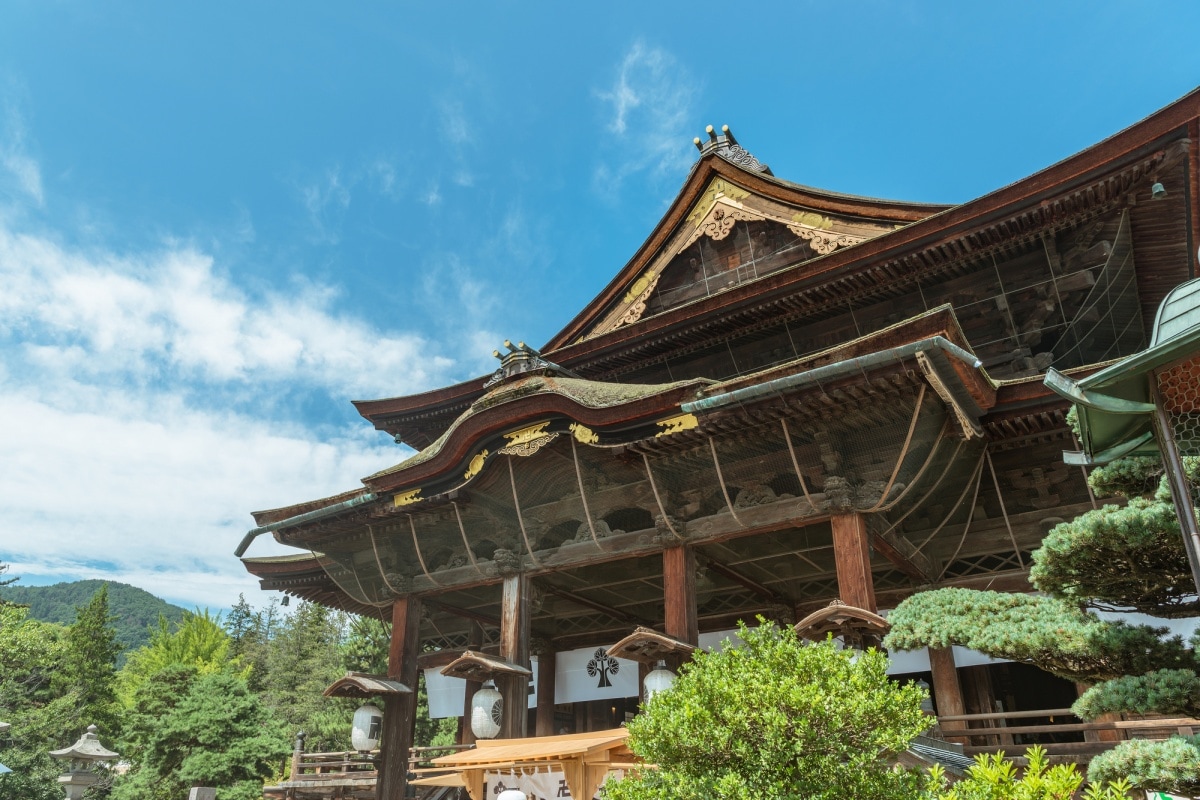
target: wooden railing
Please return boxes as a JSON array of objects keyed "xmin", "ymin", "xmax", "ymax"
[
  {"xmin": 937, "ymin": 708, "xmax": 1200, "ymax": 762},
  {"xmin": 289, "ymin": 749, "xmax": 379, "ymax": 781},
  {"xmin": 287, "ymin": 742, "xmax": 475, "ymax": 782}
]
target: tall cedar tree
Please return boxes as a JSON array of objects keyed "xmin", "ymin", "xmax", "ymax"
[
  {"xmin": 886, "ymin": 453, "xmax": 1200, "ymax": 794},
  {"xmin": 53, "ymin": 584, "xmax": 122, "ymax": 740}
]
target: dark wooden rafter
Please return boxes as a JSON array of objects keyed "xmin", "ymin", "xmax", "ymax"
[
  {"xmin": 869, "ymin": 524, "xmax": 936, "ymax": 583},
  {"xmin": 535, "ymin": 580, "xmax": 651, "ymax": 627},
  {"xmin": 694, "ymin": 549, "xmax": 793, "ymax": 607},
  {"xmin": 425, "ymin": 599, "xmax": 499, "ymax": 629}
]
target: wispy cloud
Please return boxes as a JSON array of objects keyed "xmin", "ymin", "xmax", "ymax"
[
  {"xmin": 0, "ymin": 98, "xmax": 44, "ymax": 207},
  {"xmin": 300, "ymin": 167, "xmax": 352, "ymax": 244},
  {"xmin": 594, "ymin": 41, "xmax": 697, "ymax": 196},
  {"xmin": 440, "ymin": 99, "xmax": 472, "ymax": 146}
]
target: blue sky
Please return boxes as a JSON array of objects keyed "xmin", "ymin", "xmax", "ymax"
[{"xmin": 2, "ymin": 2, "xmax": 1199, "ymax": 611}]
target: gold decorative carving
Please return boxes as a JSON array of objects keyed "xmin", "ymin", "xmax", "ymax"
[
  {"xmin": 616, "ymin": 269, "xmax": 663, "ymax": 328},
  {"xmin": 393, "ymin": 488, "xmax": 422, "ymax": 507},
  {"xmin": 788, "ymin": 226, "xmax": 866, "ymax": 255},
  {"xmin": 569, "ymin": 423, "xmax": 599, "ymax": 445},
  {"xmin": 622, "ymin": 268, "xmax": 662, "ymax": 307},
  {"xmin": 791, "ymin": 211, "xmax": 833, "ymax": 230},
  {"xmin": 686, "ymin": 179, "xmax": 750, "ymax": 228},
  {"xmin": 655, "ymin": 413, "xmax": 699, "ymax": 437},
  {"xmin": 463, "ymin": 449, "xmax": 489, "ymax": 481},
  {"xmin": 498, "ymin": 422, "xmax": 559, "ymax": 457},
  {"xmin": 683, "ymin": 201, "xmax": 763, "ymax": 248}
]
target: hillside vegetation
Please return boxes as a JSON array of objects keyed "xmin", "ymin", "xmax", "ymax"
[{"xmin": 0, "ymin": 579, "xmax": 187, "ymax": 655}]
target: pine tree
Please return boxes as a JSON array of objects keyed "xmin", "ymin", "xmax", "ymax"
[
  {"xmin": 608, "ymin": 621, "xmax": 930, "ymax": 800},
  {"xmin": 113, "ymin": 665, "xmax": 288, "ymax": 800},
  {"xmin": 886, "ymin": 453, "xmax": 1200, "ymax": 795}
]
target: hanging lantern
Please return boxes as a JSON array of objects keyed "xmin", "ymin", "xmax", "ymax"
[
  {"xmin": 351, "ymin": 704, "xmax": 383, "ymax": 751},
  {"xmin": 643, "ymin": 660, "xmax": 676, "ymax": 702},
  {"xmin": 470, "ymin": 681, "xmax": 504, "ymax": 739},
  {"xmin": 497, "ymin": 791, "xmax": 527, "ymax": 800}
]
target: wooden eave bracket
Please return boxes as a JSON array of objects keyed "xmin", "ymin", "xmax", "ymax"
[
  {"xmin": 441, "ymin": 650, "xmax": 532, "ymax": 682},
  {"xmin": 607, "ymin": 626, "xmax": 697, "ymax": 664}
]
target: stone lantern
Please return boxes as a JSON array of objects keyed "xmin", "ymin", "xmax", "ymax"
[{"xmin": 49, "ymin": 725, "xmax": 118, "ymax": 799}]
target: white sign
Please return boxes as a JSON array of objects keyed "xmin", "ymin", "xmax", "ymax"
[
  {"xmin": 484, "ymin": 769, "xmax": 621, "ymax": 800},
  {"xmin": 698, "ymin": 628, "xmax": 741, "ymax": 652},
  {"xmin": 554, "ymin": 646, "xmax": 639, "ymax": 704},
  {"xmin": 424, "ymin": 657, "xmax": 540, "ymax": 720}
]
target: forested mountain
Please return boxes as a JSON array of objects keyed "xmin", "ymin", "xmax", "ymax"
[{"xmin": 0, "ymin": 579, "xmax": 187, "ymax": 654}]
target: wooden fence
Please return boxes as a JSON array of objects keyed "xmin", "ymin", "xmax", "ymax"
[{"xmin": 938, "ymin": 707, "xmax": 1199, "ymax": 762}]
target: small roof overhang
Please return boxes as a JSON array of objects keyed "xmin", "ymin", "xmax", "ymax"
[
  {"xmin": 322, "ymin": 672, "xmax": 411, "ymax": 698},
  {"xmin": 606, "ymin": 627, "xmax": 697, "ymax": 664},
  {"xmin": 441, "ymin": 651, "xmax": 532, "ymax": 682},
  {"xmin": 794, "ymin": 601, "xmax": 890, "ymax": 641}
]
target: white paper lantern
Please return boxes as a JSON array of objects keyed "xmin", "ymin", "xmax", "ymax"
[
  {"xmin": 471, "ymin": 682, "xmax": 504, "ymax": 739},
  {"xmin": 497, "ymin": 791, "xmax": 527, "ymax": 800},
  {"xmin": 643, "ymin": 660, "xmax": 676, "ymax": 702},
  {"xmin": 351, "ymin": 704, "xmax": 383, "ymax": 751}
]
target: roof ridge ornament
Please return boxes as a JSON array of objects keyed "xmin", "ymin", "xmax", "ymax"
[
  {"xmin": 693, "ymin": 124, "xmax": 771, "ymax": 175},
  {"xmin": 484, "ymin": 340, "xmax": 581, "ymax": 388}
]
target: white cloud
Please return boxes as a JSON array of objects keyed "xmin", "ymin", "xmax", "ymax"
[
  {"xmin": 0, "ymin": 221, "xmax": 460, "ymax": 610},
  {"xmin": 594, "ymin": 41, "xmax": 697, "ymax": 195},
  {"xmin": 0, "ymin": 227, "xmax": 454, "ymax": 398},
  {"xmin": 0, "ymin": 386, "xmax": 397, "ymax": 610}
]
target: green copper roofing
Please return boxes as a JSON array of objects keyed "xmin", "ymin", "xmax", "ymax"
[
  {"xmin": 367, "ymin": 374, "xmax": 710, "ymax": 480},
  {"xmin": 1045, "ymin": 277, "xmax": 1200, "ymax": 465}
]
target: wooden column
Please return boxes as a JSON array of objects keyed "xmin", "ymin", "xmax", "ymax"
[
  {"xmin": 497, "ymin": 573, "xmax": 530, "ymax": 739},
  {"xmin": 929, "ymin": 646, "xmax": 968, "ymax": 745},
  {"xmin": 459, "ymin": 622, "xmax": 484, "ymax": 746},
  {"xmin": 378, "ymin": 595, "xmax": 421, "ymax": 800},
  {"xmin": 831, "ymin": 513, "xmax": 876, "ymax": 611},
  {"xmin": 536, "ymin": 650, "xmax": 557, "ymax": 737},
  {"xmin": 663, "ymin": 545, "xmax": 698, "ymax": 646}
]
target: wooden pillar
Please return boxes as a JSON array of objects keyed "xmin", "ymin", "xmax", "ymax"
[
  {"xmin": 497, "ymin": 573, "xmax": 530, "ymax": 739},
  {"xmin": 378, "ymin": 595, "xmax": 421, "ymax": 800},
  {"xmin": 536, "ymin": 650, "xmax": 557, "ymax": 736},
  {"xmin": 831, "ymin": 513, "xmax": 876, "ymax": 611},
  {"xmin": 929, "ymin": 646, "xmax": 968, "ymax": 745},
  {"xmin": 663, "ymin": 545, "xmax": 698, "ymax": 647},
  {"xmin": 459, "ymin": 622, "xmax": 483, "ymax": 746}
]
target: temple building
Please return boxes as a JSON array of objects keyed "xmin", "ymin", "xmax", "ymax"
[{"xmin": 242, "ymin": 89, "xmax": 1200, "ymax": 798}]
